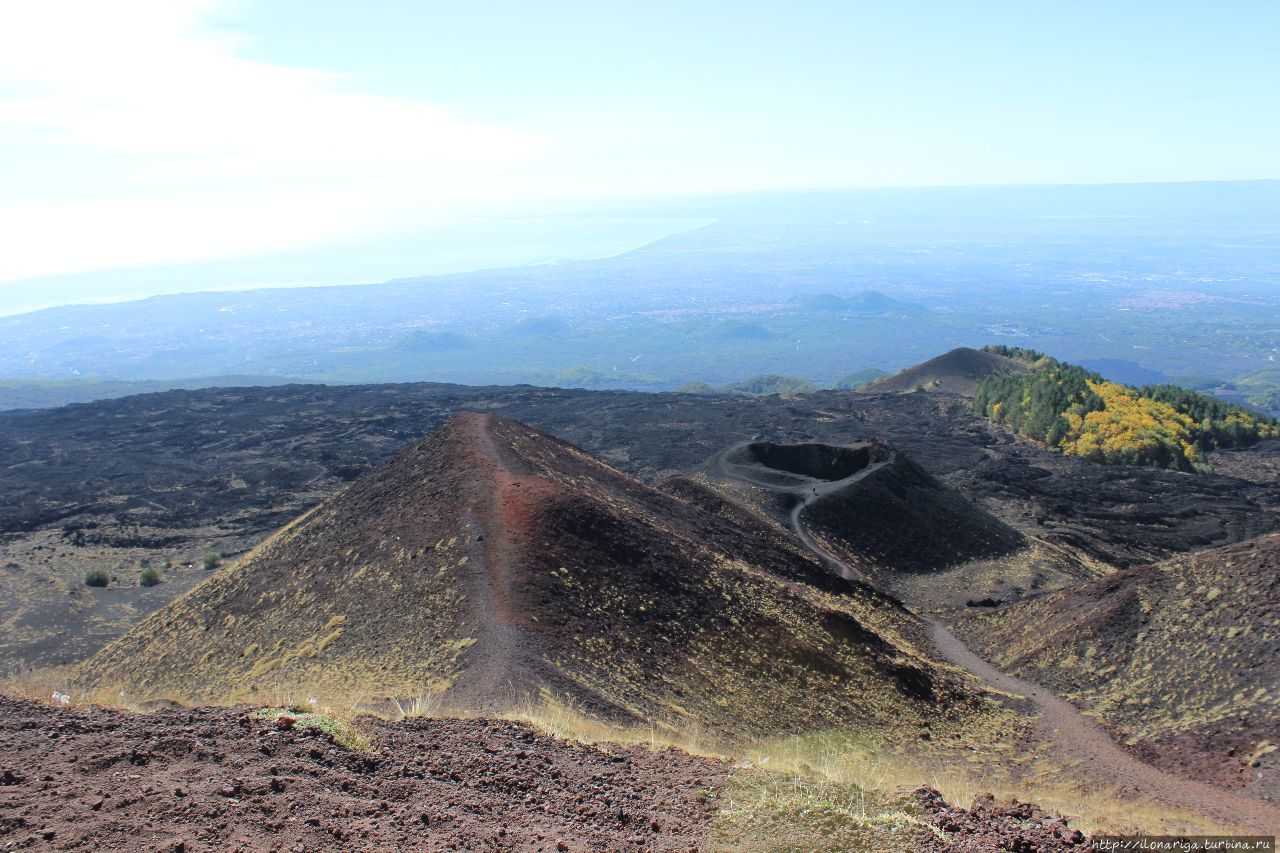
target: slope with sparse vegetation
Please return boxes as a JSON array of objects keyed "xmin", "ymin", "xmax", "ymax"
[
  {"xmin": 80, "ymin": 413, "xmax": 1011, "ymax": 748},
  {"xmin": 953, "ymin": 532, "xmax": 1280, "ymax": 803}
]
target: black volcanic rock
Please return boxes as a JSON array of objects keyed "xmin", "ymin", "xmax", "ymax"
[{"xmin": 4, "ymin": 381, "xmax": 1279, "ymax": 669}]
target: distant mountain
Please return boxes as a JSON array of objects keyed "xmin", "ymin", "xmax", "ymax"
[
  {"xmin": 82, "ymin": 414, "xmax": 983, "ymax": 739},
  {"xmin": 797, "ymin": 291, "xmax": 925, "ymax": 314},
  {"xmin": 392, "ymin": 330, "xmax": 473, "ymax": 352},
  {"xmin": 869, "ymin": 347, "xmax": 1027, "ymax": 396}
]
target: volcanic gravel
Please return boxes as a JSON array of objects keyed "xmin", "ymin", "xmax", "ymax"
[
  {"xmin": 0, "ymin": 696, "xmax": 729, "ymax": 852},
  {"xmin": 913, "ymin": 786, "xmax": 1090, "ymax": 851}
]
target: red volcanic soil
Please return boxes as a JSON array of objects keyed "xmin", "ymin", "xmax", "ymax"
[
  {"xmin": 912, "ymin": 787, "xmax": 1089, "ymax": 851},
  {"xmin": 0, "ymin": 695, "xmax": 729, "ymax": 852}
]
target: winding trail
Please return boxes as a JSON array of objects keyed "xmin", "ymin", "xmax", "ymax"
[
  {"xmin": 710, "ymin": 442, "xmax": 1280, "ymax": 835},
  {"xmin": 711, "ymin": 440, "xmax": 895, "ymax": 582}
]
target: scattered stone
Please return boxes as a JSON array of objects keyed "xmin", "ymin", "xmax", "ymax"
[{"xmin": 0, "ymin": 694, "xmax": 729, "ymax": 850}]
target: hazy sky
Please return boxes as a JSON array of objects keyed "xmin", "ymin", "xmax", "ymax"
[{"xmin": 2, "ymin": 0, "xmax": 1277, "ymax": 295}]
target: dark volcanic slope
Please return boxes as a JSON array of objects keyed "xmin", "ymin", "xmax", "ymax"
[
  {"xmin": 953, "ymin": 533, "xmax": 1280, "ymax": 802},
  {"xmin": 4, "ymin": 382, "xmax": 1279, "ymax": 669},
  {"xmin": 82, "ymin": 414, "xmax": 989, "ymax": 740},
  {"xmin": 0, "ymin": 695, "xmax": 729, "ymax": 852},
  {"xmin": 868, "ymin": 346, "xmax": 1027, "ymax": 396},
  {"xmin": 708, "ymin": 438, "xmax": 1024, "ymax": 575},
  {"xmin": 2, "ymin": 383, "xmax": 1275, "ymax": 564},
  {"xmin": 804, "ymin": 450, "xmax": 1025, "ymax": 574}
]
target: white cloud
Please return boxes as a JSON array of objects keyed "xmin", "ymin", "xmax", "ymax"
[{"xmin": 0, "ymin": 0, "xmax": 550, "ymax": 282}]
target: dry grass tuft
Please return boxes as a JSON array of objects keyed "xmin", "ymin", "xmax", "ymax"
[
  {"xmin": 737, "ymin": 730, "xmax": 1237, "ymax": 837},
  {"xmin": 0, "ymin": 668, "xmax": 138, "ymax": 711},
  {"xmin": 499, "ymin": 689, "xmax": 726, "ymax": 758},
  {"xmin": 391, "ymin": 689, "xmax": 450, "ymax": 720}
]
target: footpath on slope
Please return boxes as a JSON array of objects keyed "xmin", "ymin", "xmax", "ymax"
[{"xmin": 711, "ymin": 444, "xmax": 1280, "ymax": 836}]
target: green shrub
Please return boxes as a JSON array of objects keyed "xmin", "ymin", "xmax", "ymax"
[
  {"xmin": 250, "ymin": 707, "xmax": 375, "ymax": 752},
  {"xmin": 139, "ymin": 567, "xmax": 162, "ymax": 587},
  {"xmin": 84, "ymin": 570, "xmax": 109, "ymax": 588},
  {"xmin": 202, "ymin": 552, "xmax": 221, "ymax": 570}
]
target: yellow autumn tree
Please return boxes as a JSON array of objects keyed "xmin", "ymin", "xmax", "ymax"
[{"xmin": 1060, "ymin": 381, "xmax": 1198, "ymax": 469}]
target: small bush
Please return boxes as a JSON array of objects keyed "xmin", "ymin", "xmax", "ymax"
[
  {"xmin": 84, "ymin": 570, "xmax": 109, "ymax": 588},
  {"xmin": 139, "ymin": 567, "xmax": 162, "ymax": 587},
  {"xmin": 202, "ymin": 552, "xmax": 221, "ymax": 570},
  {"xmin": 250, "ymin": 707, "xmax": 375, "ymax": 752}
]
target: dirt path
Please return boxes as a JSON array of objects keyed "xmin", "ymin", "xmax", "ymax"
[
  {"xmin": 444, "ymin": 413, "xmax": 547, "ymax": 711},
  {"xmin": 711, "ymin": 444, "xmax": 1280, "ymax": 835},
  {"xmin": 924, "ymin": 619, "xmax": 1280, "ymax": 834},
  {"xmin": 710, "ymin": 441, "xmax": 895, "ymax": 582}
]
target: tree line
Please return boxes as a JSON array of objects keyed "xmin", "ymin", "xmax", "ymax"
[{"xmin": 975, "ymin": 346, "xmax": 1277, "ymax": 472}]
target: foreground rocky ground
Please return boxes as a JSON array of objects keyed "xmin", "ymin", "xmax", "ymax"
[
  {"xmin": 0, "ymin": 696, "xmax": 728, "ymax": 851},
  {"xmin": 913, "ymin": 787, "xmax": 1089, "ymax": 851},
  {"xmin": 0, "ymin": 695, "xmax": 1106, "ymax": 851}
]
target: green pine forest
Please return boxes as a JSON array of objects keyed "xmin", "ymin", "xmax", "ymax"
[{"xmin": 974, "ymin": 346, "xmax": 1277, "ymax": 472}]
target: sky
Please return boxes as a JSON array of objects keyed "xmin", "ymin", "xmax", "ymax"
[{"xmin": 1, "ymin": 0, "xmax": 1277, "ymax": 310}]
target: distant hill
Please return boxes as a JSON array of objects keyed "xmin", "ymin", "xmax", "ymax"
[
  {"xmin": 869, "ymin": 347, "xmax": 1028, "ymax": 396},
  {"xmin": 392, "ymin": 330, "xmax": 473, "ymax": 352},
  {"xmin": 975, "ymin": 348, "xmax": 1277, "ymax": 472},
  {"xmin": 797, "ymin": 291, "xmax": 925, "ymax": 314},
  {"xmin": 0, "ymin": 375, "xmax": 300, "ymax": 411},
  {"xmin": 510, "ymin": 316, "xmax": 568, "ymax": 336},
  {"xmin": 672, "ymin": 380, "xmax": 719, "ymax": 395},
  {"xmin": 831, "ymin": 368, "xmax": 891, "ymax": 390},
  {"xmin": 1226, "ymin": 367, "xmax": 1280, "ymax": 413},
  {"xmin": 674, "ymin": 369, "xmax": 887, "ymax": 395},
  {"xmin": 721, "ymin": 374, "xmax": 820, "ymax": 397},
  {"xmin": 954, "ymin": 533, "xmax": 1280, "ymax": 800},
  {"xmin": 82, "ymin": 414, "xmax": 987, "ymax": 739}
]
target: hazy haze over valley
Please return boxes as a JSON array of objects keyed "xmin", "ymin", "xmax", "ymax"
[
  {"xmin": 3, "ymin": 181, "xmax": 1278, "ymax": 410},
  {"xmin": 3, "ymin": 3, "xmax": 1277, "ymax": 409}
]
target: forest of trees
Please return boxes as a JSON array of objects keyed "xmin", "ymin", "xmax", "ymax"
[{"xmin": 974, "ymin": 347, "xmax": 1277, "ymax": 471}]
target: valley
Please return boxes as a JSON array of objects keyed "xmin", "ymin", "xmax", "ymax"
[{"xmin": 4, "ymin": 183, "xmax": 1280, "ymax": 413}]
